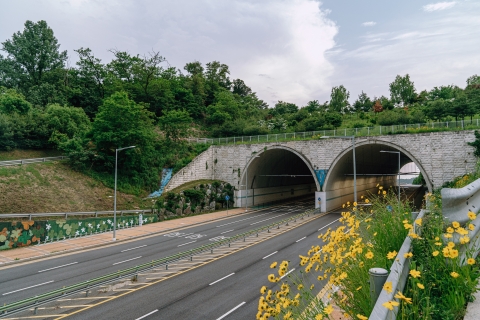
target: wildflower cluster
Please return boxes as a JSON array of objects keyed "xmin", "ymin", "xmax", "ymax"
[{"xmin": 257, "ymin": 188, "xmax": 411, "ymax": 319}]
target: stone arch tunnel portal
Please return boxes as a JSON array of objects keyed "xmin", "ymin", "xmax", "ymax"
[
  {"xmin": 235, "ymin": 147, "xmax": 318, "ymax": 208},
  {"xmin": 320, "ymin": 141, "xmax": 431, "ymax": 211}
]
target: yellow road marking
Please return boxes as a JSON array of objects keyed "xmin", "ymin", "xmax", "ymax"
[{"xmin": 55, "ymin": 212, "xmax": 328, "ymax": 319}]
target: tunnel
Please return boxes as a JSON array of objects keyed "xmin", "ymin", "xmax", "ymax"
[
  {"xmin": 319, "ymin": 141, "xmax": 432, "ymax": 211},
  {"xmin": 234, "ymin": 147, "xmax": 318, "ymax": 207}
]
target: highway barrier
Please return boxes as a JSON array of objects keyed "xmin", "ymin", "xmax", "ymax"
[{"xmin": 0, "ymin": 207, "xmax": 320, "ymax": 317}]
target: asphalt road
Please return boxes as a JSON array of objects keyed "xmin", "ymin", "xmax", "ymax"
[
  {"xmin": 0, "ymin": 199, "xmax": 314, "ymax": 305},
  {"xmin": 65, "ymin": 210, "xmax": 342, "ymax": 320}
]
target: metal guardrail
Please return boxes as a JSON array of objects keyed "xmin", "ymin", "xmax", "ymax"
[
  {"xmin": 0, "ymin": 210, "xmax": 152, "ymax": 220},
  {"xmin": 0, "ymin": 156, "xmax": 67, "ymax": 167},
  {"xmin": 369, "ymin": 210, "xmax": 425, "ymax": 320},
  {"xmin": 186, "ymin": 119, "xmax": 479, "ymax": 145},
  {"xmin": 0, "ymin": 208, "xmax": 319, "ymax": 316}
]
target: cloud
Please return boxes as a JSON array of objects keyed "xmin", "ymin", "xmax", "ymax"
[
  {"xmin": 362, "ymin": 21, "xmax": 376, "ymax": 27},
  {"xmin": 423, "ymin": 2, "xmax": 456, "ymax": 12}
]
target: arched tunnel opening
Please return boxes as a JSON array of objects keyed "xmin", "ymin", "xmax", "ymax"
[
  {"xmin": 321, "ymin": 143, "xmax": 430, "ymax": 211},
  {"xmin": 235, "ymin": 147, "xmax": 318, "ymax": 208}
]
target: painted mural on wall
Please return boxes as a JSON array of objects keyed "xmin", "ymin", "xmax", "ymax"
[{"xmin": 0, "ymin": 214, "xmax": 158, "ymax": 250}]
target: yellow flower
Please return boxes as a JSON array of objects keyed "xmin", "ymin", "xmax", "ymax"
[
  {"xmin": 382, "ymin": 190, "xmax": 387, "ymax": 195},
  {"xmin": 444, "ymin": 233, "xmax": 453, "ymax": 238},
  {"xmin": 468, "ymin": 211, "xmax": 477, "ymax": 220},
  {"xmin": 394, "ymin": 291, "xmax": 412, "ymax": 304},
  {"xmin": 268, "ymin": 274, "xmax": 277, "ymax": 282},
  {"xmin": 357, "ymin": 315, "xmax": 368, "ymax": 320},
  {"xmin": 435, "ymin": 237, "xmax": 440, "ymax": 241},
  {"xmin": 356, "ymin": 286, "xmax": 362, "ymax": 291},
  {"xmin": 310, "ymin": 284, "xmax": 315, "ymax": 290},
  {"xmin": 260, "ymin": 286, "xmax": 267, "ymax": 294},
  {"xmin": 447, "ymin": 241, "xmax": 455, "ymax": 248},
  {"xmin": 468, "ymin": 224, "xmax": 475, "ymax": 231},
  {"xmin": 415, "ymin": 218, "xmax": 422, "ymax": 226},
  {"xmin": 353, "ymin": 201, "xmax": 358, "ymax": 207},
  {"xmin": 432, "ymin": 251, "xmax": 439, "ymax": 257},
  {"xmin": 404, "ymin": 252, "xmax": 413, "ymax": 258},
  {"xmin": 409, "ymin": 269, "xmax": 421, "ymax": 278},
  {"xmin": 467, "ymin": 258, "xmax": 475, "ymax": 265},
  {"xmin": 324, "ymin": 304, "xmax": 333, "ymax": 315},
  {"xmin": 365, "ymin": 251, "xmax": 374, "ymax": 259},
  {"xmin": 297, "ymin": 284, "xmax": 304, "ymax": 290},
  {"xmin": 387, "ymin": 251, "xmax": 398, "ymax": 259},
  {"xmin": 460, "ymin": 236, "xmax": 470, "ymax": 244},
  {"xmin": 446, "ymin": 227, "xmax": 454, "ymax": 233},
  {"xmin": 315, "ymin": 314, "xmax": 324, "ymax": 320},
  {"xmin": 450, "ymin": 272, "xmax": 459, "ymax": 278},
  {"xmin": 382, "ymin": 300, "xmax": 399, "ymax": 311},
  {"xmin": 270, "ymin": 262, "xmax": 277, "ymax": 268},
  {"xmin": 383, "ymin": 281, "xmax": 393, "ymax": 293},
  {"xmin": 452, "ymin": 221, "xmax": 460, "ymax": 228},
  {"xmin": 435, "ymin": 242, "xmax": 442, "ymax": 246},
  {"xmin": 417, "ymin": 283, "xmax": 425, "ymax": 290},
  {"xmin": 365, "ymin": 198, "xmax": 370, "ymax": 203}
]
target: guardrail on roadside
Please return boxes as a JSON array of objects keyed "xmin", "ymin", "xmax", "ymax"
[
  {"xmin": 0, "ymin": 208, "xmax": 320, "ymax": 317},
  {"xmin": 0, "ymin": 156, "xmax": 67, "ymax": 167},
  {"xmin": 0, "ymin": 209, "xmax": 152, "ymax": 220},
  {"xmin": 369, "ymin": 210, "xmax": 425, "ymax": 320}
]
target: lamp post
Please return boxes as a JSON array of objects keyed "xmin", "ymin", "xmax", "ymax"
[
  {"xmin": 380, "ymin": 150, "xmax": 401, "ymax": 204},
  {"xmin": 113, "ymin": 145, "xmax": 136, "ymax": 241},
  {"xmin": 245, "ymin": 155, "xmax": 260, "ymax": 212},
  {"xmin": 320, "ymin": 136, "xmax": 356, "ymax": 203}
]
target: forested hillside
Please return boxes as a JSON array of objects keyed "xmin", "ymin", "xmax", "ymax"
[{"xmin": 1, "ymin": 20, "xmax": 480, "ymax": 193}]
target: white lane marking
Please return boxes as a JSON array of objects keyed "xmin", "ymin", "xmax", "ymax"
[
  {"xmin": 121, "ymin": 245, "xmax": 147, "ymax": 252},
  {"xmin": 216, "ymin": 302, "xmax": 246, "ymax": 320},
  {"xmin": 38, "ymin": 262, "xmax": 78, "ymax": 273},
  {"xmin": 2, "ymin": 280, "xmax": 54, "ymax": 295},
  {"xmin": 280, "ymin": 268, "xmax": 295, "ymax": 280},
  {"xmin": 177, "ymin": 240, "xmax": 197, "ymax": 247},
  {"xmin": 318, "ymin": 218, "xmax": 340, "ymax": 231},
  {"xmin": 216, "ymin": 212, "xmax": 271, "ymax": 227},
  {"xmin": 209, "ymin": 273, "xmax": 235, "ymax": 285},
  {"xmin": 112, "ymin": 256, "xmax": 142, "ymax": 266},
  {"xmin": 296, "ymin": 237, "xmax": 306, "ymax": 243},
  {"xmin": 250, "ymin": 213, "xmax": 289, "ymax": 225},
  {"xmin": 135, "ymin": 309, "xmax": 158, "ymax": 320},
  {"xmin": 262, "ymin": 251, "xmax": 278, "ymax": 259},
  {"xmin": 220, "ymin": 229, "xmax": 234, "ymax": 234}
]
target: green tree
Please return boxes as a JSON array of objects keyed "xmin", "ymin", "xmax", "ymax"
[
  {"xmin": 329, "ymin": 85, "xmax": 350, "ymax": 113},
  {"xmin": 425, "ymin": 99, "xmax": 447, "ymax": 121},
  {"xmin": 389, "ymin": 74, "xmax": 416, "ymax": 107},
  {"xmin": 304, "ymin": 100, "xmax": 321, "ymax": 113},
  {"xmin": 353, "ymin": 91, "xmax": 373, "ymax": 113},
  {"xmin": 272, "ymin": 101, "xmax": 299, "ymax": 116},
  {"xmin": 159, "ymin": 109, "xmax": 192, "ymax": 142},
  {"xmin": 0, "ymin": 87, "xmax": 31, "ymax": 114},
  {"xmin": 0, "ymin": 20, "xmax": 67, "ymax": 90},
  {"xmin": 44, "ymin": 104, "xmax": 91, "ymax": 146}
]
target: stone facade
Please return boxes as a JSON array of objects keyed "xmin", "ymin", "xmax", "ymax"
[{"xmin": 165, "ymin": 131, "xmax": 478, "ymax": 195}]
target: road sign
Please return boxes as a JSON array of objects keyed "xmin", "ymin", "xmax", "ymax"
[
  {"xmin": 318, "ymin": 197, "xmax": 321, "ymax": 201},
  {"xmin": 225, "ymin": 195, "xmax": 230, "ymax": 201}
]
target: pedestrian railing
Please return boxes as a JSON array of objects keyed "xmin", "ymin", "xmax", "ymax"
[
  {"xmin": 186, "ymin": 119, "xmax": 480, "ymax": 145},
  {"xmin": 0, "ymin": 209, "xmax": 152, "ymax": 220},
  {"xmin": 0, "ymin": 156, "xmax": 67, "ymax": 167},
  {"xmin": 0, "ymin": 208, "xmax": 318, "ymax": 317}
]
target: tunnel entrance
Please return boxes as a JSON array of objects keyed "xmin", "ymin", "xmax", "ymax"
[
  {"xmin": 320, "ymin": 142, "xmax": 431, "ymax": 212},
  {"xmin": 234, "ymin": 147, "xmax": 317, "ymax": 208}
]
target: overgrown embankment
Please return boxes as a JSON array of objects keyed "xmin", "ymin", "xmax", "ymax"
[{"xmin": 0, "ymin": 161, "xmax": 149, "ymax": 214}]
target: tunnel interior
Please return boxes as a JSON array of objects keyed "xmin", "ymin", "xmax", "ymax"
[
  {"xmin": 323, "ymin": 143, "xmax": 429, "ymax": 210},
  {"xmin": 236, "ymin": 148, "xmax": 317, "ymax": 207}
]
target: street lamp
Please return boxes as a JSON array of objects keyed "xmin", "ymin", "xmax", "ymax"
[
  {"xmin": 320, "ymin": 136, "xmax": 357, "ymax": 203},
  {"xmin": 380, "ymin": 150, "xmax": 401, "ymax": 204},
  {"xmin": 113, "ymin": 145, "xmax": 136, "ymax": 241},
  {"xmin": 245, "ymin": 155, "xmax": 260, "ymax": 212}
]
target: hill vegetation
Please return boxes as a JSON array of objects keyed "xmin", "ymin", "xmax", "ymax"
[{"xmin": 1, "ymin": 20, "xmax": 480, "ymax": 195}]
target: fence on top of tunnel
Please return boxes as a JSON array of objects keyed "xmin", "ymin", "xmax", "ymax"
[{"xmin": 186, "ymin": 119, "xmax": 480, "ymax": 145}]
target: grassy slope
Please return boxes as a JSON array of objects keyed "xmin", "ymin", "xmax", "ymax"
[{"xmin": 0, "ymin": 161, "xmax": 150, "ymax": 214}]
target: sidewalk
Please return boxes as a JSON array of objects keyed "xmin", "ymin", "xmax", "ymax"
[{"xmin": 0, "ymin": 208, "xmax": 246, "ymax": 267}]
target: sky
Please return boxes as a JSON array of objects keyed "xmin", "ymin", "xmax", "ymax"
[{"xmin": 1, "ymin": 0, "xmax": 479, "ymax": 107}]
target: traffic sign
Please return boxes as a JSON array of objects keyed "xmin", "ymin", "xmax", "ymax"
[{"xmin": 225, "ymin": 195, "xmax": 230, "ymax": 201}]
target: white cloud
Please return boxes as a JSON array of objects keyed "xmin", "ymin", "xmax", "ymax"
[
  {"xmin": 423, "ymin": 2, "xmax": 456, "ymax": 12},
  {"xmin": 362, "ymin": 21, "xmax": 376, "ymax": 27}
]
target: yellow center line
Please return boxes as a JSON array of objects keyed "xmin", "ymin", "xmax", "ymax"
[{"xmin": 55, "ymin": 213, "xmax": 327, "ymax": 319}]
